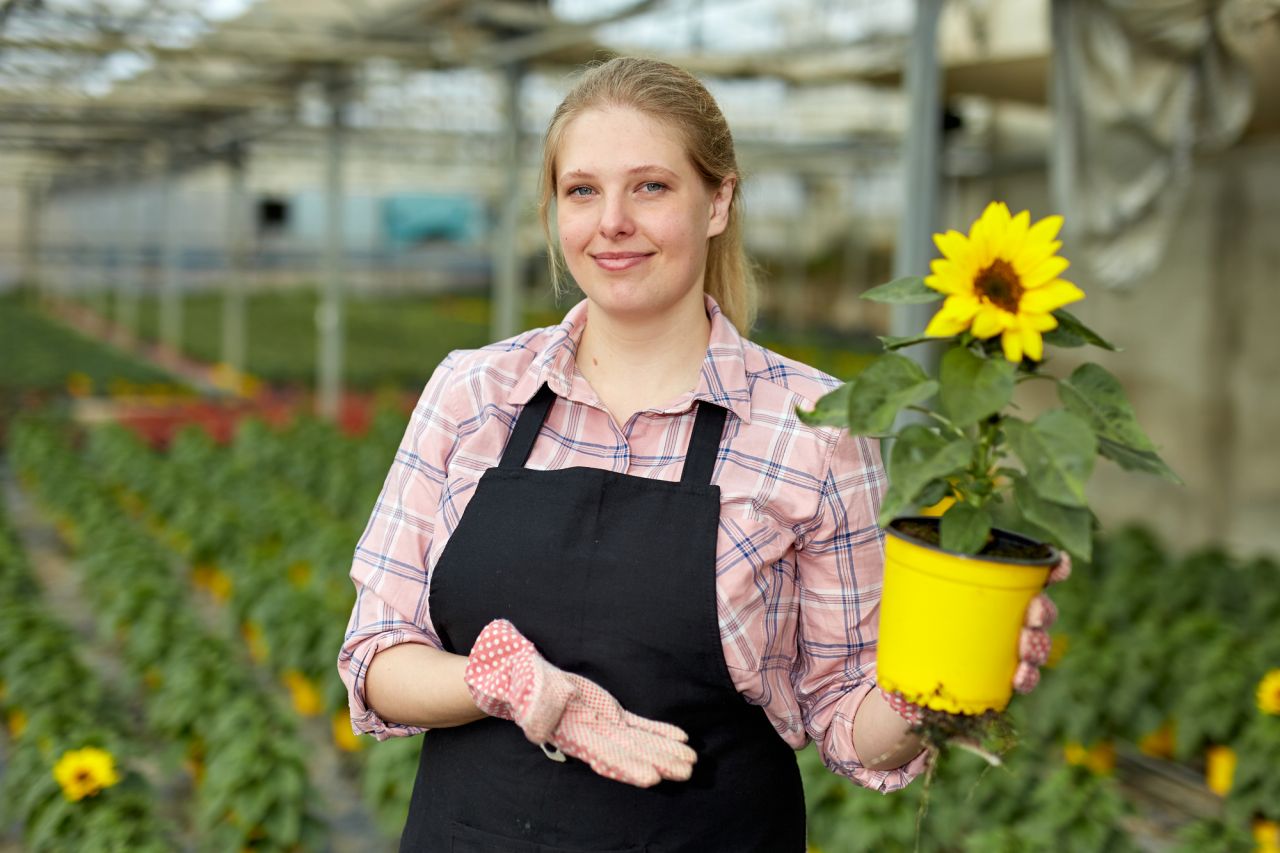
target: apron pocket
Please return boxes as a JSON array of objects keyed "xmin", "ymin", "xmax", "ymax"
[{"xmin": 449, "ymin": 820, "xmax": 647, "ymax": 853}]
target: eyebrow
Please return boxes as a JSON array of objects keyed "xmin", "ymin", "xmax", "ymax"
[{"xmin": 559, "ymin": 165, "xmax": 681, "ymax": 184}]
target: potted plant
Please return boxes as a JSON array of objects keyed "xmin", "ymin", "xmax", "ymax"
[{"xmin": 800, "ymin": 201, "xmax": 1180, "ymax": 753}]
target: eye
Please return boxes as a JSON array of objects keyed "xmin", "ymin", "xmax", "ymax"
[
  {"xmin": 565, "ymin": 186, "xmax": 594, "ymax": 198},
  {"xmin": 640, "ymin": 181, "xmax": 666, "ymax": 194}
]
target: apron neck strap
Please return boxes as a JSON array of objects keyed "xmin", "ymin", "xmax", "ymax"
[
  {"xmin": 679, "ymin": 401, "xmax": 727, "ymax": 486},
  {"xmin": 499, "ymin": 383, "xmax": 557, "ymax": 469},
  {"xmin": 499, "ymin": 383, "xmax": 728, "ymax": 485}
]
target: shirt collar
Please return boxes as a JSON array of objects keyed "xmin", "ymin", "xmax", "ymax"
[{"xmin": 507, "ymin": 294, "xmax": 753, "ymax": 424}]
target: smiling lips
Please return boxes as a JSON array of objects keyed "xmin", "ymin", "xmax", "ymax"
[{"xmin": 591, "ymin": 251, "xmax": 653, "ymax": 272}]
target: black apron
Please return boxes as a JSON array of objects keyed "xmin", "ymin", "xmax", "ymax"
[{"xmin": 400, "ymin": 383, "xmax": 806, "ymax": 852}]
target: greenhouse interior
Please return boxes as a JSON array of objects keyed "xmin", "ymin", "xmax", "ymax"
[{"xmin": 1, "ymin": 0, "xmax": 1279, "ymax": 850}]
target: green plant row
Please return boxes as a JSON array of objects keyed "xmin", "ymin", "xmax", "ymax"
[
  {"xmin": 0, "ymin": 496, "xmax": 176, "ymax": 852},
  {"xmin": 9, "ymin": 416, "xmax": 326, "ymax": 852},
  {"xmin": 82, "ymin": 419, "xmax": 419, "ymax": 836},
  {"xmin": 1032, "ymin": 527, "xmax": 1280, "ymax": 828}
]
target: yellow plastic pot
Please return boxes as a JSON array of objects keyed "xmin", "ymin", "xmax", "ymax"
[{"xmin": 877, "ymin": 517, "xmax": 1058, "ymax": 715}]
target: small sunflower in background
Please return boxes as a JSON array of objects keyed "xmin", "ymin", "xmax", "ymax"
[
  {"xmin": 924, "ymin": 201, "xmax": 1085, "ymax": 362},
  {"xmin": 53, "ymin": 746, "xmax": 120, "ymax": 802},
  {"xmin": 1257, "ymin": 668, "xmax": 1280, "ymax": 715}
]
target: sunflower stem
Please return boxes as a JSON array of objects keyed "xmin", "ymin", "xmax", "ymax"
[{"xmin": 905, "ymin": 406, "xmax": 965, "ymax": 439}]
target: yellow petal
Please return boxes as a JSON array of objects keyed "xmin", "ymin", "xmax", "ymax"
[
  {"xmin": 925, "ymin": 310, "xmax": 970, "ymax": 337},
  {"xmin": 1024, "ymin": 312, "xmax": 1059, "ymax": 332},
  {"xmin": 925, "ymin": 267, "xmax": 973, "ymax": 296},
  {"xmin": 1000, "ymin": 210, "xmax": 1031, "ymax": 260},
  {"xmin": 1001, "ymin": 329, "xmax": 1024, "ymax": 362},
  {"xmin": 1013, "ymin": 239, "xmax": 1063, "ymax": 278},
  {"xmin": 1021, "ymin": 279, "xmax": 1085, "ymax": 313},
  {"xmin": 939, "ymin": 294, "xmax": 981, "ymax": 321},
  {"xmin": 971, "ymin": 305, "xmax": 1007, "ymax": 339},
  {"xmin": 1020, "ymin": 325, "xmax": 1045, "ymax": 361},
  {"xmin": 1020, "ymin": 255, "xmax": 1071, "ymax": 289},
  {"xmin": 1025, "ymin": 214, "xmax": 1064, "ymax": 246},
  {"xmin": 933, "ymin": 230, "xmax": 973, "ymax": 265}
]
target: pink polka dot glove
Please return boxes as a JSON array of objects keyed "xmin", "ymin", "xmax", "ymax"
[
  {"xmin": 882, "ymin": 552, "xmax": 1072, "ymax": 721},
  {"xmin": 463, "ymin": 619, "xmax": 697, "ymax": 788}
]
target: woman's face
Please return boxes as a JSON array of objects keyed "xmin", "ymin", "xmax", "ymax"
[{"xmin": 554, "ymin": 106, "xmax": 734, "ymax": 324}]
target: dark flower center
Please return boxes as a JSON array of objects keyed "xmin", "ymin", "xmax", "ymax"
[{"xmin": 975, "ymin": 259, "xmax": 1024, "ymax": 312}]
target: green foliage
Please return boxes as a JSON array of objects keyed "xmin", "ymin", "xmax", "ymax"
[
  {"xmin": 801, "ymin": 278, "xmax": 1174, "ymax": 558},
  {"xmin": 0, "ymin": 493, "xmax": 176, "ymax": 851}
]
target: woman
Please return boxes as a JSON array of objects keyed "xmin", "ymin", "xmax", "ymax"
[{"xmin": 338, "ymin": 57, "xmax": 1061, "ymax": 852}]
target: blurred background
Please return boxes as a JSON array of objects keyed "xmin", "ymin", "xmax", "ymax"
[{"xmin": 1, "ymin": 1, "xmax": 1278, "ymax": 851}]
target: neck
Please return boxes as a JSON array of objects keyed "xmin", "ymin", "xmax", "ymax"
[{"xmin": 577, "ymin": 291, "xmax": 712, "ymax": 419}]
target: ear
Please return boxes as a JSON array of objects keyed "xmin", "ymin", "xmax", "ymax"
[{"xmin": 706, "ymin": 176, "xmax": 736, "ymax": 239}]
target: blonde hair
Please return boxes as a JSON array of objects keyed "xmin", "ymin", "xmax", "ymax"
[{"xmin": 537, "ymin": 56, "xmax": 758, "ymax": 333}]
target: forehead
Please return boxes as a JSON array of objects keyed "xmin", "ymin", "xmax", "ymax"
[{"xmin": 556, "ymin": 106, "xmax": 694, "ymax": 177}]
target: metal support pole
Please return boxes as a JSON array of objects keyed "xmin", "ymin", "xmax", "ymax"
[
  {"xmin": 113, "ymin": 177, "xmax": 139, "ymax": 345},
  {"xmin": 223, "ymin": 143, "xmax": 250, "ymax": 375},
  {"xmin": 490, "ymin": 62, "xmax": 524, "ymax": 343},
  {"xmin": 891, "ymin": 0, "xmax": 944, "ymax": 364},
  {"xmin": 21, "ymin": 179, "xmax": 44, "ymax": 300},
  {"xmin": 160, "ymin": 161, "xmax": 184, "ymax": 354},
  {"xmin": 317, "ymin": 73, "xmax": 347, "ymax": 420}
]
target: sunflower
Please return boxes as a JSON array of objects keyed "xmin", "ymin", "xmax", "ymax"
[
  {"xmin": 1205, "ymin": 745, "xmax": 1237, "ymax": 796},
  {"xmin": 53, "ymin": 746, "xmax": 120, "ymax": 802},
  {"xmin": 1257, "ymin": 668, "xmax": 1280, "ymax": 715},
  {"xmin": 924, "ymin": 201, "xmax": 1085, "ymax": 362}
]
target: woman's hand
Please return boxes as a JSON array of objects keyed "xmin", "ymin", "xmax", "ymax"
[
  {"xmin": 1013, "ymin": 552, "xmax": 1071, "ymax": 694},
  {"xmin": 465, "ymin": 619, "xmax": 697, "ymax": 787}
]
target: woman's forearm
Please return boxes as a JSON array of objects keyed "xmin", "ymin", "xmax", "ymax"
[
  {"xmin": 851, "ymin": 688, "xmax": 925, "ymax": 771},
  {"xmin": 364, "ymin": 643, "xmax": 487, "ymax": 729}
]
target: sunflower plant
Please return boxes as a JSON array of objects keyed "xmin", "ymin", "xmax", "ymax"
[{"xmin": 802, "ymin": 202, "xmax": 1180, "ymax": 560}]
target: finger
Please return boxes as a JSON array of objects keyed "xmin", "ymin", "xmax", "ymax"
[
  {"xmin": 620, "ymin": 710, "xmax": 690, "ymax": 743},
  {"xmin": 1025, "ymin": 594, "xmax": 1058, "ymax": 629},
  {"xmin": 1012, "ymin": 661, "xmax": 1040, "ymax": 694},
  {"xmin": 633, "ymin": 731, "xmax": 698, "ymax": 776},
  {"xmin": 1048, "ymin": 552, "xmax": 1072, "ymax": 585},
  {"xmin": 1019, "ymin": 627, "xmax": 1052, "ymax": 666}
]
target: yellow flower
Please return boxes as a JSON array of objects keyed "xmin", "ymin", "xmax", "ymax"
[
  {"xmin": 924, "ymin": 201, "xmax": 1085, "ymax": 362},
  {"xmin": 332, "ymin": 710, "xmax": 365, "ymax": 753},
  {"xmin": 1255, "ymin": 819, "xmax": 1279, "ymax": 853},
  {"xmin": 242, "ymin": 621, "xmax": 269, "ymax": 664},
  {"xmin": 53, "ymin": 746, "xmax": 121, "ymax": 802},
  {"xmin": 1138, "ymin": 720, "xmax": 1176, "ymax": 760},
  {"xmin": 1063, "ymin": 740, "xmax": 1115, "ymax": 775},
  {"xmin": 65, "ymin": 372, "xmax": 93, "ymax": 397},
  {"xmin": 283, "ymin": 670, "xmax": 323, "ymax": 717},
  {"xmin": 287, "ymin": 561, "xmax": 311, "ymax": 588},
  {"xmin": 7, "ymin": 709, "xmax": 27, "ymax": 738},
  {"xmin": 1206, "ymin": 745, "xmax": 1237, "ymax": 796},
  {"xmin": 1257, "ymin": 669, "xmax": 1280, "ymax": 715}
]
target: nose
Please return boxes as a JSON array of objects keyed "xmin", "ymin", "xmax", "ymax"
[{"xmin": 598, "ymin": 193, "xmax": 635, "ymax": 239}]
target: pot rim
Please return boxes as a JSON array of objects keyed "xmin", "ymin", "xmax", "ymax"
[{"xmin": 886, "ymin": 516, "xmax": 1062, "ymax": 568}]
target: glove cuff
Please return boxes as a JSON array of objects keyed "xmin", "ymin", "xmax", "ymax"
[{"xmin": 464, "ymin": 619, "xmax": 538, "ymax": 721}]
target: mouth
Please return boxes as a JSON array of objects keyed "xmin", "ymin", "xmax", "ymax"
[{"xmin": 591, "ymin": 251, "xmax": 653, "ymax": 272}]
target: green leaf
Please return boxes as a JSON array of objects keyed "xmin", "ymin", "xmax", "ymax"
[
  {"xmin": 939, "ymin": 503, "xmax": 992, "ymax": 554},
  {"xmin": 880, "ymin": 425, "xmax": 974, "ymax": 523},
  {"xmin": 938, "ymin": 347, "xmax": 1017, "ymax": 427},
  {"xmin": 914, "ymin": 478, "xmax": 951, "ymax": 510},
  {"xmin": 1058, "ymin": 363, "xmax": 1157, "ymax": 452},
  {"xmin": 1042, "ymin": 308, "xmax": 1119, "ymax": 351},
  {"xmin": 845, "ymin": 354, "xmax": 939, "ymax": 435},
  {"xmin": 861, "ymin": 276, "xmax": 942, "ymax": 304},
  {"xmin": 1013, "ymin": 475, "xmax": 1093, "ymax": 560},
  {"xmin": 877, "ymin": 333, "xmax": 937, "ymax": 351},
  {"xmin": 795, "ymin": 383, "xmax": 852, "ymax": 428},
  {"xmin": 1098, "ymin": 437, "xmax": 1184, "ymax": 484},
  {"xmin": 1005, "ymin": 410, "xmax": 1097, "ymax": 507}
]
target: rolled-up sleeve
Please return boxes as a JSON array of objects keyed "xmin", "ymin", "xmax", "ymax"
[
  {"xmin": 792, "ymin": 429, "xmax": 928, "ymax": 792},
  {"xmin": 337, "ymin": 355, "xmax": 462, "ymax": 740}
]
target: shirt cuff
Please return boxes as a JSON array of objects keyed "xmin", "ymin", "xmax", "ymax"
[
  {"xmin": 821, "ymin": 682, "xmax": 929, "ymax": 793},
  {"xmin": 342, "ymin": 630, "xmax": 441, "ymax": 742}
]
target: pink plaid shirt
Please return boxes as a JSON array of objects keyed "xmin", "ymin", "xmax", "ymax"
[{"xmin": 338, "ymin": 295, "xmax": 926, "ymax": 791}]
